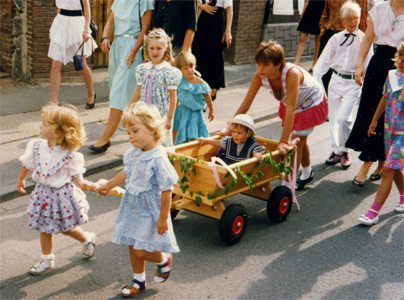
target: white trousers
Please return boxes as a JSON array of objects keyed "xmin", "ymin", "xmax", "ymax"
[{"xmin": 327, "ymin": 74, "xmax": 361, "ymax": 154}]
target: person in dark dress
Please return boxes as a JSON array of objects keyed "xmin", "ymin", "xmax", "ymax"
[
  {"xmin": 193, "ymin": 0, "xmax": 233, "ymax": 101},
  {"xmin": 345, "ymin": 0, "xmax": 404, "ymax": 186},
  {"xmin": 294, "ymin": 0, "xmax": 325, "ymax": 72},
  {"xmin": 153, "ymin": 0, "xmax": 198, "ymax": 56}
]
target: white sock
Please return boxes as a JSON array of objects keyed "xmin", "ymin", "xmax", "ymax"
[
  {"xmin": 158, "ymin": 252, "xmax": 168, "ymax": 265},
  {"xmin": 133, "ymin": 272, "xmax": 146, "ymax": 282},
  {"xmin": 300, "ymin": 166, "xmax": 312, "ymax": 180},
  {"xmin": 282, "ymin": 181, "xmax": 291, "ymax": 189}
]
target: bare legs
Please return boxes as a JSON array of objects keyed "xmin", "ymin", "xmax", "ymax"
[
  {"xmin": 80, "ymin": 57, "xmax": 95, "ymax": 105},
  {"xmin": 40, "ymin": 226, "xmax": 87, "ymax": 255},
  {"xmin": 51, "ymin": 60, "xmax": 62, "ymax": 105},
  {"xmin": 50, "ymin": 57, "xmax": 95, "ymax": 105},
  {"xmin": 129, "ymin": 247, "xmax": 163, "ymax": 273},
  {"xmin": 92, "ymin": 108, "xmax": 123, "ymax": 147},
  {"xmin": 286, "ymin": 135, "xmax": 309, "ymax": 182},
  {"xmin": 374, "ymin": 168, "xmax": 404, "ymax": 206},
  {"xmin": 293, "ymin": 32, "xmax": 321, "ymax": 69},
  {"xmin": 355, "ymin": 160, "xmax": 385, "ymax": 182}
]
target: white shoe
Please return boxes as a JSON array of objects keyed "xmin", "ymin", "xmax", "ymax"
[
  {"xmin": 83, "ymin": 232, "xmax": 96, "ymax": 259},
  {"xmin": 358, "ymin": 214, "xmax": 379, "ymax": 226},
  {"xmin": 394, "ymin": 204, "xmax": 404, "ymax": 213},
  {"xmin": 29, "ymin": 256, "xmax": 54, "ymax": 275}
]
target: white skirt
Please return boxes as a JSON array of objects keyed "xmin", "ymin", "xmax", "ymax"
[{"xmin": 48, "ymin": 14, "xmax": 97, "ymax": 65}]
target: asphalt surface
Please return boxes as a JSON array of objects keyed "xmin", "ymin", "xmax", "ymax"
[{"xmin": 1, "ymin": 118, "xmax": 403, "ymax": 300}]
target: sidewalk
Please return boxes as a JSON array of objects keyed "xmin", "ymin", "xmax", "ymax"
[{"xmin": 0, "ymin": 59, "xmax": 313, "ymax": 202}]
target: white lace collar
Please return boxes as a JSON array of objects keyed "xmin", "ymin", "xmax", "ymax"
[{"xmin": 144, "ymin": 61, "xmax": 171, "ymax": 70}]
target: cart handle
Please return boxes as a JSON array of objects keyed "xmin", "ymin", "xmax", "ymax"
[{"xmin": 207, "ymin": 157, "xmax": 237, "ymax": 189}]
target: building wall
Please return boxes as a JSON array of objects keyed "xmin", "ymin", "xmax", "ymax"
[{"xmin": 1, "ymin": 0, "xmax": 15, "ymax": 74}]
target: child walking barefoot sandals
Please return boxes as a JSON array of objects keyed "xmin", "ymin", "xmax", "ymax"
[
  {"xmin": 359, "ymin": 44, "xmax": 404, "ymax": 225},
  {"xmin": 17, "ymin": 105, "xmax": 96, "ymax": 275},
  {"xmin": 97, "ymin": 102, "xmax": 180, "ymax": 297}
]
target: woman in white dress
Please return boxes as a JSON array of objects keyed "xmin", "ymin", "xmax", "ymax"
[{"xmin": 48, "ymin": 0, "xmax": 97, "ymax": 108}]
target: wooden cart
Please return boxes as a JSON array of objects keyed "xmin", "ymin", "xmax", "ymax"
[{"xmin": 167, "ymin": 135, "xmax": 296, "ymax": 245}]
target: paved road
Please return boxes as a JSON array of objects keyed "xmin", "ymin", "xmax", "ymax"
[{"xmin": 1, "ymin": 118, "xmax": 403, "ymax": 300}]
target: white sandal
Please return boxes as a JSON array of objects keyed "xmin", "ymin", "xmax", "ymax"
[
  {"xmin": 83, "ymin": 232, "xmax": 96, "ymax": 260},
  {"xmin": 358, "ymin": 214, "xmax": 379, "ymax": 226},
  {"xmin": 29, "ymin": 256, "xmax": 54, "ymax": 275},
  {"xmin": 394, "ymin": 204, "xmax": 404, "ymax": 213}
]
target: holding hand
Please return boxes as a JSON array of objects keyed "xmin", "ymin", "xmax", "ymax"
[
  {"xmin": 276, "ymin": 142, "xmax": 290, "ymax": 155},
  {"xmin": 201, "ymin": 1, "xmax": 218, "ymax": 15},
  {"xmin": 156, "ymin": 217, "xmax": 168, "ymax": 235},
  {"xmin": 95, "ymin": 179, "xmax": 111, "ymax": 196},
  {"xmin": 17, "ymin": 179, "xmax": 26, "ymax": 194},
  {"xmin": 82, "ymin": 30, "xmax": 91, "ymax": 42},
  {"xmin": 126, "ymin": 49, "xmax": 137, "ymax": 69},
  {"xmin": 253, "ymin": 152, "xmax": 263, "ymax": 161},
  {"xmin": 355, "ymin": 65, "xmax": 365, "ymax": 86},
  {"xmin": 368, "ymin": 120, "xmax": 377, "ymax": 137},
  {"xmin": 101, "ymin": 38, "xmax": 111, "ymax": 55}
]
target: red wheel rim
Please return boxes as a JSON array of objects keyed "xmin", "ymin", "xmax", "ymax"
[
  {"xmin": 232, "ymin": 216, "xmax": 244, "ymax": 235},
  {"xmin": 279, "ymin": 196, "xmax": 290, "ymax": 214}
]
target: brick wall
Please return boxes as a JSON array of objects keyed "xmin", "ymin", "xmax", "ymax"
[
  {"xmin": 262, "ymin": 23, "xmax": 316, "ymax": 59},
  {"xmin": 1, "ymin": 0, "xmax": 14, "ymax": 73},
  {"xmin": 225, "ymin": 0, "xmax": 267, "ymax": 65}
]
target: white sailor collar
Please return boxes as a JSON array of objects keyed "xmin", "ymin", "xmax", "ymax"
[{"xmin": 144, "ymin": 61, "xmax": 171, "ymax": 70}]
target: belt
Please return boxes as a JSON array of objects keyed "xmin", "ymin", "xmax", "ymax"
[
  {"xmin": 117, "ymin": 34, "xmax": 138, "ymax": 39},
  {"xmin": 59, "ymin": 9, "xmax": 82, "ymax": 17},
  {"xmin": 332, "ymin": 69, "xmax": 354, "ymax": 80}
]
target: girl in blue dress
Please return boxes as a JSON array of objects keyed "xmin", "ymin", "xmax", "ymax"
[
  {"xmin": 173, "ymin": 51, "xmax": 214, "ymax": 145},
  {"xmin": 97, "ymin": 102, "xmax": 180, "ymax": 298},
  {"xmin": 130, "ymin": 28, "xmax": 182, "ymax": 147}
]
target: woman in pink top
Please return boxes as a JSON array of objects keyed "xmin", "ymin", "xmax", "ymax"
[{"xmin": 222, "ymin": 40, "xmax": 328, "ymax": 191}]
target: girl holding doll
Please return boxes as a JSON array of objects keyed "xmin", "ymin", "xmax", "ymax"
[
  {"xmin": 173, "ymin": 51, "xmax": 214, "ymax": 145},
  {"xmin": 97, "ymin": 102, "xmax": 180, "ymax": 297},
  {"xmin": 17, "ymin": 105, "xmax": 95, "ymax": 275},
  {"xmin": 130, "ymin": 28, "xmax": 182, "ymax": 147},
  {"xmin": 359, "ymin": 44, "xmax": 404, "ymax": 225}
]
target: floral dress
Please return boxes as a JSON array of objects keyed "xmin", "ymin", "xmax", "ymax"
[
  {"xmin": 383, "ymin": 70, "xmax": 404, "ymax": 171},
  {"xmin": 112, "ymin": 146, "xmax": 180, "ymax": 253},
  {"xmin": 19, "ymin": 139, "xmax": 89, "ymax": 234},
  {"xmin": 136, "ymin": 61, "xmax": 182, "ymax": 146}
]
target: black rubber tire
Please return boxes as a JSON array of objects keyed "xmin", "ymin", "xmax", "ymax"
[
  {"xmin": 267, "ymin": 186, "xmax": 292, "ymax": 223},
  {"xmin": 219, "ymin": 204, "xmax": 248, "ymax": 245}
]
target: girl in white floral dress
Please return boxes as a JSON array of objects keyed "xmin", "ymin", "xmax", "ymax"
[
  {"xmin": 97, "ymin": 102, "xmax": 180, "ymax": 297},
  {"xmin": 17, "ymin": 105, "xmax": 96, "ymax": 275},
  {"xmin": 130, "ymin": 28, "xmax": 182, "ymax": 146}
]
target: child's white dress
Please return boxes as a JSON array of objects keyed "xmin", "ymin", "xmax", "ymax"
[
  {"xmin": 19, "ymin": 139, "xmax": 89, "ymax": 234},
  {"xmin": 112, "ymin": 146, "xmax": 180, "ymax": 253},
  {"xmin": 48, "ymin": 0, "xmax": 97, "ymax": 65}
]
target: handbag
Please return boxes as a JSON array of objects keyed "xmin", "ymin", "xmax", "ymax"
[
  {"xmin": 80, "ymin": 0, "xmax": 98, "ymax": 40},
  {"xmin": 73, "ymin": 42, "xmax": 85, "ymax": 71}
]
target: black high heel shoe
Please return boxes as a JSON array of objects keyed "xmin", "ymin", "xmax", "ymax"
[
  {"xmin": 86, "ymin": 93, "xmax": 96, "ymax": 109},
  {"xmin": 89, "ymin": 141, "xmax": 110, "ymax": 153}
]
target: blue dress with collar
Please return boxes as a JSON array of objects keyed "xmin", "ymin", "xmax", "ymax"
[{"xmin": 112, "ymin": 146, "xmax": 180, "ymax": 253}]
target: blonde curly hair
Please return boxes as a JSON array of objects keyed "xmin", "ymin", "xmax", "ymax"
[
  {"xmin": 122, "ymin": 102, "xmax": 166, "ymax": 144},
  {"xmin": 41, "ymin": 104, "xmax": 86, "ymax": 151}
]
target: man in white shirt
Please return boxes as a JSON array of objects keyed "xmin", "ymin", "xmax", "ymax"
[{"xmin": 313, "ymin": 1, "xmax": 373, "ymax": 169}]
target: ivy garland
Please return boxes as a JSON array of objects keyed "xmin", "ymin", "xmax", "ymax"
[{"xmin": 169, "ymin": 149, "xmax": 295, "ymax": 205}]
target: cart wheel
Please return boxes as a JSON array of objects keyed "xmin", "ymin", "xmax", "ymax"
[
  {"xmin": 219, "ymin": 204, "xmax": 247, "ymax": 245},
  {"xmin": 170, "ymin": 208, "xmax": 179, "ymax": 220},
  {"xmin": 267, "ymin": 186, "xmax": 292, "ymax": 223}
]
